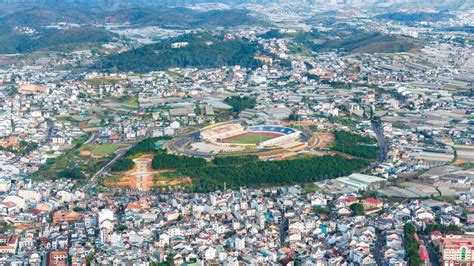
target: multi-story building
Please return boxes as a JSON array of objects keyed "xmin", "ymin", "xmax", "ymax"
[{"xmin": 439, "ymin": 236, "xmax": 474, "ymax": 266}]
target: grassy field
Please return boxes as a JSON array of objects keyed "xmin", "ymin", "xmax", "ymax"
[
  {"xmin": 91, "ymin": 144, "xmax": 125, "ymax": 155},
  {"xmin": 30, "ymin": 133, "xmax": 112, "ymax": 180},
  {"xmin": 224, "ymin": 133, "xmax": 277, "ymax": 144},
  {"xmin": 119, "ymin": 97, "xmax": 139, "ymax": 108}
]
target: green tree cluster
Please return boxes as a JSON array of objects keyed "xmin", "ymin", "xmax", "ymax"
[
  {"xmin": 125, "ymin": 137, "xmax": 171, "ymax": 157},
  {"xmin": 57, "ymin": 168, "xmax": 85, "ymax": 180},
  {"xmin": 180, "ymin": 155, "xmax": 368, "ymax": 192},
  {"xmin": 213, "ymin": 155, "xmax": 259, "ymax": 165},
  {"xmin": 288, "ymin": 113, "xmax": 300, "ymax": 121},
  {"xmin": 423, "ymin": 223, "xmax": 463, "ymax": 234},
  {"xmin": 404, "ymin": 223, "xmax": 421, "ymax": 266},
  {"xmin": 224, "ymin": 96, "xmax": 257, "ymax": 113},
  {"xmin": 99, "ymin": 33, "xmax": 263, "ymax": 72},
  {"xmin": 111, "ymin": 158, "xmax": 135, "ymax": 172},
  {"xmin": 333, "ymin": 130, "xmax": 377, "ymax": 160},
  {"xmin": 350, "ymin": 203, "xmax": 365, "ymax": 216},
  {"xmin": 152, "ymin": 153, "xmax": 206, "ymax": 169},
  {"xmin": 376, "ymin": 12, "xmax": 453, "ymax": 24},
  {"xmin": 110, "ymin": 137, "xmax": 173, "ymax": 172},
  {"xmin": 0, "ymin": 26, "xmax": 115, "ymax": 54}
]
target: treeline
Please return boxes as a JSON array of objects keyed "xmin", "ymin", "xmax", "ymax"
[
  {"xmin": 334, "ymin": 130, "xmax": 377, "ymax": 160},
  {"xmin": 152, "ymin": 153, "xmax": 206, "ymax": 169},
  {"xmin": 224, "ymin": 96, "xmax": 256, "ymax": 113},
  {"xmin": 57, "ymin": 168, "xmax": 85, "ymax": 180},
  {"xmin": 125, "ymin": 137, "xmax": 171, "ymax": 157},
  {"xmin": 423, "ymin": 223, "xmax": 462, "ymax": 234},
  {"xmin": 179, "ymin": 155, "xmax": 369, "ymax": 192},
  {"xmin": 403, "ymin": 223, "xmax": 421, "ymax": 266},
  {"xmin": 213, "ymin": 155, "xmax": 259, "ymax": 165}
]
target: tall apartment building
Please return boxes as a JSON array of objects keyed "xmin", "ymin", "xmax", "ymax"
[{"xmin": 439, "ymin": 236, "xmax": 474, "ymax": 266}]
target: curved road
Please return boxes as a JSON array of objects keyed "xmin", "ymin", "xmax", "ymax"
[{"xmin": 169, "ymin": 126, "xmax": 314, "ymax": 159}]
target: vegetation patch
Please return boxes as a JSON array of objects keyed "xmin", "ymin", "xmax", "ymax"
[
  {"xmin": 213, "ymin": 155, "xmax": 259, "ymax": 165},
  {"xmin": 180, "ymin": 154, "xmax": 369, "ymax": 192},
  {"xmin": 31, "ymin": 134, "xmax": 112, "ymax": 181},
  {"xmin": 224, "ymin": 96, "xmax": 256, "ymax": 113},
  {"xmin": 223, "ymin": 133, "xmax": 278, "ymax": 144},
  {"xmin": 0, "ymin": 26, "xmax": 116, "ymax": 54},
  {"xmin": 333, "ymin": 130, "xmax": 377, "ymax": 160},
  {"xmin": 91, "ymin": 144, "xmax": 125, "ymax": 156},
  {"xmin": 260, "ymin": 25, "xmax": 422, "ymax": 54},
  {"xmin": 376, "ymin": 12, "xmax": 454, "ymax": 24},
  {"xmin": 108, "ymin": 137, "xmax": 369, "ymax": 192},
  {"xmin": 98, "ymin": 33, "xmax": 264, "ymax": 72}
]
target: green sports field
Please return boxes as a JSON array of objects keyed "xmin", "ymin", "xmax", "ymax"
[
  {"xmin": 223, "ymin": 133, "xmax": 278, "ymax": 144},
  {"xmin": 91, "ymin": 144, "xmax": 123, "ymax": 155}
]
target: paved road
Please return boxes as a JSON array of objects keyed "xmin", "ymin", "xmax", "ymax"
[
  {"xmin": 373, "ymin": 229, "xmax": 386, "ymax": 265},
  {"xmin": 11, "ymin": 119, "xmax": 54, "ymax": 164},
  {"xmin": 169, "ymin": 131, "xmax": 216, "ymax": 158},
  {"xmin": 279, "ymin": 217, "xmax": 288, "ymax": 247},
  {"xmin": 371, "ymin": 119, "xmax": 389, "ymax": 166},
  {"xmin": 169, "ymin": 130, "xmax": 292, "ymax": 159},
  {"xmin": 424, "ymin": 237, "xmax": 440, "ymax": 266},
  {"xmin": 83, "ymin": 143, "xmax": 135, "ymax": 192},
  {"xmin": 83, "ymin": 132, "xmax": 97, "ymax": 145}
]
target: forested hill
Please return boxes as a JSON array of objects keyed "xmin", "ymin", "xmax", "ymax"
[
  {"xmin": 0, "ymin": 26, "xmax": 116, "ymax": 54},
  {"xmin": 376, "ymin": 12, "xmax": 455, "ymax": 24},
  {"xmin": 0, "ymin": 6, "xmax": 264, "ymax": 30},
  {"xmin": 259, "ymin": 26, "xmax": 422, "ymax": 55},
  {"xmin": 97, "ymin": 33, "xmax": 264, "ymax": 72}
]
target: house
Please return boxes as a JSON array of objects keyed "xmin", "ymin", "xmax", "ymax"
[
  {"xmin": 337, "ymin": 207, "xmax": 351, "ymax": 216},
  {"xmin": 362, "ymin": 198, "xmax": 383, "ymax": 214},
  {"xmin": 47, "ymin": 250, "xmax": 68, "ymax": 266},
  {"xmin": 0, "ymin": 235, "xmax": 18, "ymax": 254},
  {"xmin": 431, "ymin": 231, "xmax": 443, "ymax": 241},
  {"xmin": 53, "ymin": 210, "xmax": 82, "ymax": 224},
  {"xmin": 344, "ymin": 197, "xmax": 358, "ymax": 207},
  {"xmin": 0, "ymin": 202, "xmax": 16, "ymax": 214}
]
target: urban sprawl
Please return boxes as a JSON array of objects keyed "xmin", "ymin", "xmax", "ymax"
[{"xmin": 0, "ymin": 1, "xmax": 473, "ymax": 265}]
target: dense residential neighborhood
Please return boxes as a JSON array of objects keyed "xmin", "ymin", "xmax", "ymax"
[{"xmin": 0, "ymin": 0, "xmax": 472, "ymax": 265}]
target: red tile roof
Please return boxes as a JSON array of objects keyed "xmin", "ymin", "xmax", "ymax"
[
  {"xmin": 1, "ymin": 202, "xmax": 16, "ymax": 207},
  {"xmin": 418, "ymin": 245, "xmax": 429, "ymax": 261},
  {"xmin": 344, "ymin": 197, "xmax": 358, "ymax": 203},
  {"xmin": 363, "ymin": 198, "xmax": 382, "ymax": 205}
]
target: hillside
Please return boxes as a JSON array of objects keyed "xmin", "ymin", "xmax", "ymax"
[
  {"xmin": 0, "ymin": 26, "xmax": 116, "ymax": 54},
  {"xmin": 261, "ymin": 26, "xmax": 422, "ymax": 54},
  {"xmin": 0, "ymin": 6, "xmax": 265, "ymax": 30},
  {"xmin": 98, "ymin": 33, "xmax": 264, "ymax": 72},
  {"xmin": 376, "ymin": 12, "xmax": 455, "ymax": 25},
  {"xmin": 315, "ymin": 33, "xmax": 421, "ymax": 54}
]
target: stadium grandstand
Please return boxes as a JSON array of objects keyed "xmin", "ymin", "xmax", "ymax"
[
  {"xmin": 200, "ymin": 122, "xmax": 246, "ymax": 142},
  {"xmin": 200, "ymin": 122, "xmax": 301, "ymax": 148},
  {"xmin": 248, "ymin": 125, "xmax": 301, "ymax": 148}
]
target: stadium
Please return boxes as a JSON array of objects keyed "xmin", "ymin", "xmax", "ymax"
[{"xmin": 200, "ymin": 122, "xmax": 302, "ymax": 149}]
